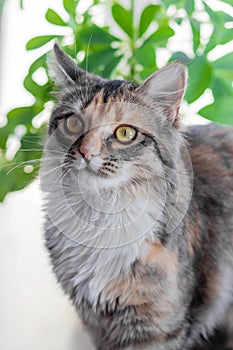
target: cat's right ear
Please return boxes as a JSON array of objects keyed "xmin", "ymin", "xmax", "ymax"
[
  {"xmin": 136, "ymin": 63, "xmax": 187, "ymax": 124},
  {"xmin": 48, "ymin": 44, "xmax": 88, "ymax": 87}
]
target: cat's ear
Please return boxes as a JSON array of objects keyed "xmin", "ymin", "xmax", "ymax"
[
  {"xmin": 48, "ymin": 43, "xmax": 102, "ymax": 87},
  {"xmin": 136, "ymin": 63, "xmax": 187, "ymax": 124}
]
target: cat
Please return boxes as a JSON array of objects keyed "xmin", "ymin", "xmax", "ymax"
[{"xmin": 41, "ymin": 44, "xmax": 233, "ymax": 350}]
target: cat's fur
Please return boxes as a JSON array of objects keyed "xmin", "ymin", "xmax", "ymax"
[{"xmin": 41, "ymin": 44, "xmax": 233, "ymax": 350}]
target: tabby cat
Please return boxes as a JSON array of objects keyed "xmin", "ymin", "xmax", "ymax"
[{"xmin": 41, "ymin": 44, "xmax": 233, "ymax": 350}]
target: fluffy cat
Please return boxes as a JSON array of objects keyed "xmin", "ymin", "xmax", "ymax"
[{"xmin": 41, "ymin": 44, "xmax": 233, "ymax": 350}]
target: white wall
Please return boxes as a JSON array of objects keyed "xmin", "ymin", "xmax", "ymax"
[{"xmin": 0, "ymin": 182, "xmax": 94, "ymax": 350}]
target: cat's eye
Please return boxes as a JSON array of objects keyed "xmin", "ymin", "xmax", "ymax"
[
  {"xmin": 115, "ymin": 125, "xmax": 137, "ymax": 144},
  {"xmin": 64, "ymin": 115, "xmax": 84, "ymax": 135}
]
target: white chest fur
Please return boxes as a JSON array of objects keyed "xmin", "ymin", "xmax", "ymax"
[{"xmin": 44, "ymin": 184, "xmax": 164, "ymax": 306}]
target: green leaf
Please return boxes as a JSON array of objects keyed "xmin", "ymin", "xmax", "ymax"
[
  {"xmin": 185, "ymin": 56, "xmax": 212, "ymax": 103},
  {"xmin": 28, "ymin": 54, "xmax": 47, "ymax": 75},
  {"xmin": 63, "ymin": 0, "xmax": 78, "ymax": 17},
  {"xmin": 217, "ymin": 28, "xmax": 233, "ymax": 46},
  {"xmin": 0, "ymin": 104, "xmax": 44, "ymax": 152},
  {"xmin": 16, "ymin": 130, "xmax": 44, "ymax": 162},
  {"xmin": 169, "ymin": 51, "xmax": 190, "ymax": 65},
  {"xmin": 0, "ymin": 161, "xmax": 37, "ymax": 202},
  {"xmin": 103, "ymin": 55, "xmax": 123, "ymax": 78},
  {"xmin": 135, "ymin": 45, "xmax": 156, "ymax": 67},
  {"xmin": 198, "ymin": 97, "xmax": 233, "ymax": 125},
  {"xmin": 0, "ymin": 124, "xmax": 12, "ymax": 149},
  {"xmin": 112, "ymin": 4, "xmax": 133, "ymax": 37},
  {"xmin": 144, "ymin": 26, "xmax": 175, "ymax": 47},
  {"xmin": 175, "ymin": 17, "xmax": 183, "ymax": 25},
  {"xmin": 80, "ymin": 47, "xmax": 122, "ymax": 78},
  {"xmin": 7, "ymin": 105, "xmax": 44, "ymax": 129},
  {"xmin": 0, "ymin": 0, "xmax": 7, "ymax": 12},
  {"xmin": 206, "ymin": 27, "xmax": 233, "ymax": 53},
  {"xmin": 204, "ymin": 4, "xmax": 233, "ymax": 52},
  {"xmin": 211, "ymin": 54, "xmax": 233, "ymax": 83},
  {"xmin": 139, "ymin": 67, "xmax": 157, "ymax": 81},
  {"xmin": 139, "ymin": 5, "xmax": 160, "ymax": 37},
  {"xmin": 78, "ymin": 25, "xmax": 118, "ymax": 45},
  {"xmin": 24, "ymin": 76, "xmax": 42, "ymax": 97},
  {"xmin": 45, "ymin": 9, "xmax": 67, "ymax": 26},
  {"xmin": 184, "ymin": 0, "xmax": 195, "ymax": 15},
  {"xmin": 62, "ymin": 45, "xmax": 78, "ymax": 59},
  {"xmin": 190, "ymin": 18, "xmax": 200, "ymax": 53},
  {"xmin": 26, "ymin": 35, "xmax": 61, "ymax": 50},
  {"xmin": 205, "ymin": 3, "xmax": 233, "ymax": 23},
  {"xmin": 23, "ymin": 75, "xmax": 51, "ymax": 101},
  {"xmin": 212, "ymin": 53, "xmax": 233, "ymax": 74},
  {"xmin": 162, "ymin": 0, "xmax": 182, "ymax": 6},
  {"xmin": 7, "ymin": 106, "xmax": 35, "ymax": 126},
  {"xmin": 211, "ymin": 76, "xmax": 233, "ymax": 98}
]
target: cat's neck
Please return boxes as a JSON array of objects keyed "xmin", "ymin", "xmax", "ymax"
[{"xmin": 46, "ymin": 182, "xmax": 166, "ymax": 305}]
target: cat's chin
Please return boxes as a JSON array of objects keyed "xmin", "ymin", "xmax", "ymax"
[{"xmin": 76, "ymin": 168, "xmax": 126, "ymax": 192}]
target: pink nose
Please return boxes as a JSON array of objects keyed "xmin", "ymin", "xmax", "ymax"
[
  {"xmin": 78, "ymin": 131, "xmax": 101, "ymax": 161},
  {"xmin": 79, "ymin": 144, "xmax": 93, "ymax": 161}
]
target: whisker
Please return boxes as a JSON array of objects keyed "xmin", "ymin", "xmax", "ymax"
[
  {"xmin": 41, "ymin": 162, "xmax": 68, "ymax": 177},
  {"xmin": 4, "ymin": 155, "xmax": 68, "ymax": 174},
  {"xmin": 6, "ymin": 159, "xmax": 44, "ymax": 174},
  {"xmin": 85, "ymin": 35, "xmax": 92, "ymax": 102},
  {"xmin": 15, "ymin": 148, "xmax": 43, "ymax": 152}
]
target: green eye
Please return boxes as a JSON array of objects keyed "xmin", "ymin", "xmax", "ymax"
[
  {"xmin": 115, "ymin": 125, "xmax": 137, "ymax": 144},
  {"xmin": 65, "ymin": 115, "xmax": 84, "ymax": 134}
]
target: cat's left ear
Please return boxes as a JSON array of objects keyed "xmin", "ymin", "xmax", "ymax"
[
  {"xmin": 136, "ymin": 63, "xmax": 187, "ymax": 124},
  {"xmin": 48, "ymin": 43, "xmax": 104, "ymax": 88}
]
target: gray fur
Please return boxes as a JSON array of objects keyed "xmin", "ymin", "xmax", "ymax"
[{"xmin": 41, "ymin": 46, "xmax": 233, "ymax": 350}]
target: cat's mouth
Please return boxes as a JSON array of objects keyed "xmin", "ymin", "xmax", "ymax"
[
  {"xmin": 81, "ymin": 158, "xmax": 120, "ymax": 179},
  {"xmin": 76, "ymin": 163, "xmax": 123, "ymax": 191},
  {"xmin": 85, "ymin": 165, "xmax": 117, "ymax": 179},
  {"xmin": 63, "ymin": 156, "xmax": 121, "ymax": 185}
]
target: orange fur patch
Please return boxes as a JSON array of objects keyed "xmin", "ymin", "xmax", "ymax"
[
  {"xmin": 141, "ymin": 241, "xmax": 178, "ymax": 273},
  {"xmin": 102, "ymin": 241, "xmax": 178, "ymax": 313}
]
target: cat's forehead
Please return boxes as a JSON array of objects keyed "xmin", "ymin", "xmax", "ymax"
[
  {"xmin": 78, "ymin": 94, "xmax": 138, "ymax": 139},
  {"xmin": 59, "ymin": 79, "xmax": 147, "ymax": 128},
  {"xmin": 61, "ymin": 78, "xmax": 137, "ymax": 107},
  {"xmin": 80, "ymin": 87, "xmax": 141, "ymax": 125}
]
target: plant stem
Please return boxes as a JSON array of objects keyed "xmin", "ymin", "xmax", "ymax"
[{"xmin": 129, "ymin": 0, "xmax": 137, "ymax": 80}]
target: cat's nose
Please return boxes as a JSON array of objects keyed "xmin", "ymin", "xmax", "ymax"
[
  {"xmin": 79, "ymin": 145, "xmax": 93, "ymax": 162},
  {"xmin": 78, "ymin": 132, "xmax": 101, "ymax": 162}
]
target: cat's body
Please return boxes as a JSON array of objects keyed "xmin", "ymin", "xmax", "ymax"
[{"xmin": 42, "ymin": 45, "xmax": 233, "ymax": 350}]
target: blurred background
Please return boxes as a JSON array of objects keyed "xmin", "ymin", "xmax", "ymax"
[{"xmin": 0, "ymin": 0, "xmax": 232, "ymax": 349}]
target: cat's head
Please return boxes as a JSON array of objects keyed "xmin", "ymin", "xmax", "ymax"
[
  {"xmin": 41, "ymin": 44, "xmax": 191, "ymax": 246},
  {"xmin": 45, "ymin": 44, "xmax": 187, "ymax": 192}
]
